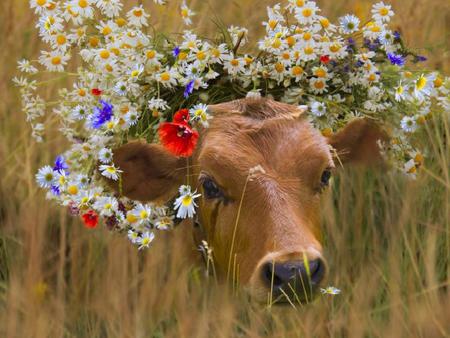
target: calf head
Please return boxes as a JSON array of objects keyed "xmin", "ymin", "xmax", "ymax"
[{"xmin": 113, "ymin": 98, "xmax": 385, "ymax": 303}]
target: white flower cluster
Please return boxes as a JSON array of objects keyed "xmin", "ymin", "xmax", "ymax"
[{"xmin": 15, "ymin": 0, "xmax": 449, "ymax": 248}]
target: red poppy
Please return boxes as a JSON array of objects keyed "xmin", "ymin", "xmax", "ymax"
[
  {"xmin": 173, "ymin": 109, "xmax": 190, "ymax": 125},
  {"xmin": 320, "ymin": 55, "xmax": 330, "ymax": 64},
  {"xmin": 158, "ymin": 122, "xmax": 199, "ymax": 157},
  {"xmin": 82, "ymin": 210, "xmax": 99, "ymax": 228},
  {"xmin": 91, "ymin": 88, "xmax": 103, "ymax": 96}
]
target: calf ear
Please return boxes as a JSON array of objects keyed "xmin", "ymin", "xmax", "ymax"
[
  {"xmin": 111, "ymin": 142, "xmax": 185, "ymax": 202},
  {"xmin": 328, "ymin": 118, "xmax": 388, "ymax": 167}
]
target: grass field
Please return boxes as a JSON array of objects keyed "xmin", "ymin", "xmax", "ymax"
[{"xmin": 0, "ymin": 0, "xmax": 449, "ymax": 337}]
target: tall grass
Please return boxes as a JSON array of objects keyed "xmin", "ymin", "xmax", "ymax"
[{"xmin": 0, "ymin": 0, "xmax": 449, "ymax": 337}]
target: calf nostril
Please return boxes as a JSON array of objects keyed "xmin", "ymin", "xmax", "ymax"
[
  {"xmin": 308, "ymin": 258, "xmax": 325, "ymax": 284},
  {"xmin": 262, "ymin": 263, "xmax": 284, "ymax": 287},
  {"xmin": 261, "ymin": 259, "xmax": 326, "ymax": 290}
]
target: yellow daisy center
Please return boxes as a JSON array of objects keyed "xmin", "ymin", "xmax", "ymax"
[
  {"xmin": 275, "ymin": 62, "xmax": 284, "ymax": 73},
  {"xmin": 302, "ymin": 8, "xmax": 313, "ymax": 17},
  {"xmin": 78, "ymin": 0, "xmax": 88, "ymax": 8},
  {"xmin": 115, "ymin": 18, "xmax": 127, "ymax": 27},
  {"xmin": 160, "ymin": 72, "xmax": 170, "ymax": 81},
  {"xmin": 329, "ymin": 43, "xmax": 341, "ymax": 53},
  {"xmin": 315, "ymin": 68, "xmax": 327, "ymax": 78},
  {"xmin": 272, "ymin": 38, "xmax": 282, "ymax": 49},
  {"xmin": 196, "ymin": 51, "xmax": 206, "ymax": 60},
  {"xmin": 126, "ymin": 213, "xmax": 138, "ymax": 223},
  {"xmin": 51, "ymin": 56, "xmax": 61, "ymax": 65},
  {"xmin": 182, "ymin": 195, "xmax": 192, "ymax": 206},
  {"xmin": 379, "ymin": 7, "xmax": 389, "ymax": 16},
  {"xmin": 292, "ymin": 66, "xmax": 303, "ymax": 76},
  {"xmin": 416, "ymin": 76, "xmax": 427, "ymax": 90},
  {"xmin": 314, "ymin": 80, "xmax": 325, "ymax": 89},
  {"xmin": 67, "ymin": 185, "xmax": 78, "ymax": 195},
  {"xmin": 304, "ymin": 46, "xmax": 314, "ymax": 55},
  {"xmin": 146, "ymin": 50, "xmax": 156, "ymax": 59},
  {"xmin": 230, "ymin": 59, "xmax": 239, "ymax": 67},
  {"xmin": 99, "ymin": 49, "xmax": 110, "ymax": 59},
  {"xmin": 56, "ymin": 35, "xmax": 66, "ymax": 45},
  {"xmin": 178, "ymin": 52, "xmax": 188, "ymax": 60},
  {"xmin": 268, "ymin": 20, "xmax": 278, "ymax": 30},
  {"xmin": 102, "ymin": 26, "xmax": 112, "ymax": 35},
  {"xmin": 140, "ymin": 210, "xmax": 148, "ymax": 219},
  {"xmin": 133, "ymin": 9, "xmax": 143, "ymax": 17},
  {"xmin": 320, "ymin": 18, "xmax": 330, "ymax": 28},
  {"xmin": 37, "ymin": 0, "xmax": 47, "ymax": 6},
  {"xmin": 368, "ymin": 73, "xmax": 377, "ymax": 82}
]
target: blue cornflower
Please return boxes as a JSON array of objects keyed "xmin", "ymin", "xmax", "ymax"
[
  {"xmin": 53, "ymin": 155, "xmax": 69, "ymax": 174},
  {"xmin": 91, "ymin": 100, "xmax": 114, "ymax": 129},
  {"xmin": 387, "ymin": 53, "xmax": 406, "ymax": 66},
  {"xmin": 173, "ymin": 46, "xmax": 180, "ymax": 58},
  {"xmin": 393, "ymin": 31, "xmax": 401, "ymax": 40},
  {"xmin": 415, "ymin": 55, "xmax": 427, "ymax": 62},
  {"xmin": 51, "ymin": 185, "xmax": 61, "ymax": 196},
  {"xmin": 184, "ymin": 79, "xmax": 195, "ymax": 98}
]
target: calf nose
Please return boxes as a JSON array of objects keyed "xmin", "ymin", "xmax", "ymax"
[{"xmin": 261, "ymin": 258, "xmax": 325, "ymax": 301}]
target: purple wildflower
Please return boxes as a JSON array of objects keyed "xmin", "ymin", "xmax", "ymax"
[
  {"xmin": 415, "ymin": 55, "xmax": 427, "ymax": 62},
  {"xmin": 173, "ymin": 46, "xmax": 180, "ymax": 58},
  {"xmin": 51, "ymin": 185, "xmax": 61, "ymax": 196},
  {"xmin": 393, "ymin": 31, "xmax": 401, "ymax": 41},
  {"xmin": 184, "ymin": 79, "xmax": 195, "ymax": 98},
  {"xmin": 53, "ymin": 155, "xmax": 69, "ymax": 174},
  {"xmin": 91, "ymin": 100, "xmax": 114, "ymax": 129},
  {"xmin": 387, "ymin": 53, "xmax": 406, "ymax": 66}
]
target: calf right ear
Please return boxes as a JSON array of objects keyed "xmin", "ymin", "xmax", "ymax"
[{"xmin": 110, "ymin": 142, "xmax": 185, "ymax": 202}]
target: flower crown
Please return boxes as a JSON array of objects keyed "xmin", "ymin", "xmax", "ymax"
[{"xmin": 16, "ymin": 0, "xmax": 449, "ymax": 250}]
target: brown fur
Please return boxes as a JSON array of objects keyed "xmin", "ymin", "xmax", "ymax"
[{"xmin": 112, "ymin": 98, "xmax": 385, "ymax": 299}]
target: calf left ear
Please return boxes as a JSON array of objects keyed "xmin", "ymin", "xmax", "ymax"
[
  {"xmin": 328, "ymin": 118, "xmax": 388, "ymax": 167},
  {"xmin": 110, "ymin": 141, "xmax": 185, "ymax": 202}
]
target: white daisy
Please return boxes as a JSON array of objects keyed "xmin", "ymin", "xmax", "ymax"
[
  {"xmin": 174, "ymin": 186, "xmax": 201, "ymax": 219},
  {"xmin": 137, "ymin": 231, "xmax": 155, "ymax": 250},
  {"xmin": 294, "ymin": 2, "xmax": 319, "ymax": 24},
  {"xmin": 414, "ymin": 74, "xmax": 435, "ymax": 101},
  {"xmin": 189, "ymin": 103, "xmax": 211, "ymax": 127},
  {"xmin": 155, "ymin": 215, "xmax": 174, "ymax": 230},
  {"xmin": 17, "ymin": 59, "xmax": 38, "ymax": 73},
  {"xmin": 93, "ymin": 196, "xmax": 118, "ymax": 217},
  {"xmin": 126, "ymin": 5, "xmax": 149, "ymax": 27},
  {"xmin": 71, "ymin": 105, "xmax": 88, "ymax": 120},
  {"xmin": 310, "ymin": 101, "xmax": 327, "ymax": 117},
  {"xmin": 94, "ymin": 0, "xmax": 123, "ymax": 18},
  {"xmin": 127, "ymin": 229, "xmax": 140, "ymax": 244},
  {"xmin": 99, "ymin": 164, "xmax": 123, "ymax": 180},
  {"xmin": 320, "ymin": 286, "xmax": 341, "ymax": 295},
  {"xmin": 38, "ymin": 51, "xmax": 70, "ymax": 72},
  {"xmin": 156, "ymin": 68, "xmax": 178, "ymax": 87},
  {"xmin": 339, "ymin": 15, "xmax": 360, "ymax": 34},
  {"xmin": 180, "ymin": 1, "xmax": 195, "ymax": 25},
  {"xmin": 400, "ymin": 116, "xmax": 418, "ymax": 133},
  {"xmin": 371, "ymin": 2, "xmax": 394, "ymax": 23},
  {"xmin": 98, "ymin": 148, "xmax": 113, "ymax": 163},
  {"xmin": 36, "ymin": 165, "xmax": 57, "ymax": 188},
  {"xmin": 394, "ymin": 82, "xmax": 407, "ymax": 101}
]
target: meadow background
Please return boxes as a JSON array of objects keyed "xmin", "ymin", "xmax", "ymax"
[{"xmin": 0, "ymin": 0, "xmax": 449, "ymax": 337}]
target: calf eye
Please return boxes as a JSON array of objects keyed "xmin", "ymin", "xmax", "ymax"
[
  {"xmin": 202, "ymin": 177, "xmax": 223, "ymax": 200},
  {"xmin": 320, "ymin": 169, "xmax": 332, "ymax": 188}
]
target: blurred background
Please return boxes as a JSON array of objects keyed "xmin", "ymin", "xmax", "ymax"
[{"xmin": 0, "ymin": 0, "xmax": 449, "ymax": 337}]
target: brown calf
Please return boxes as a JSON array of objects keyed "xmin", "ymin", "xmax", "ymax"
[{"xmin": 113, "ymin": 97, "xmax": 385, "ymax": 303}]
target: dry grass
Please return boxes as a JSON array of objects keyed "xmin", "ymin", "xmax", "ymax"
[{"xmin": 0, "ymin": 0, "xmax": 449, "ymax": 337}]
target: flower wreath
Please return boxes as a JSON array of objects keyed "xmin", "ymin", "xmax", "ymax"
[{"xmin": 16, "ymin": 0, "xmax": 449, "ymax": 250}]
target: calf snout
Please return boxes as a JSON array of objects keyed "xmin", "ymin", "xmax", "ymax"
[{"xmin": 261, "ymin": 258, "xmax": 326, "ymax": 302}]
